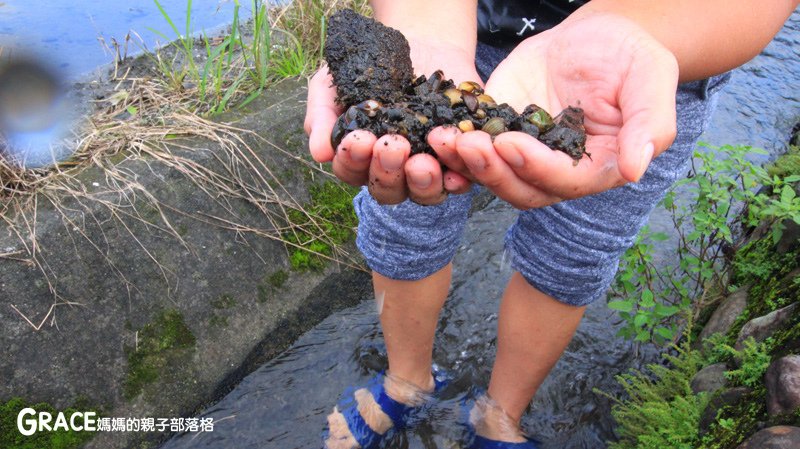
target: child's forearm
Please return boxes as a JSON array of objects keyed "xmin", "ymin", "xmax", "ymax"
[
  {"xmin": 571, "ymin": 0, "xmax": 799, "ymax": 82},
  {"xmin": 369, "ymin": 0, "xmax": 478, "ymax": 58}
]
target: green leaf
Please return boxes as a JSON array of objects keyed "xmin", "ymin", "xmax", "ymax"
[
  {"xmin": 640, "ymin": 289, "xmax": 655, "ymax": 308},
  {"xmin": 635, "ymin": 330, "xmax": 650, "ymax": 342},
  {"xmin": 650, "ymin": 232, "xmax": 670, "ymax": 242},
  {"xmin": 608, "ymin": 300, "xmax": 634, "ymax": 313},
  {"xmin": 654, "ymin": 303, "xmax": 680, "ymax": 318},
  {"xmin": 781, "ymin": 184, "xmax": 796, "ymax": 204},
  {"xmin": 126, "ymin": 105, "xmax": 138, "ymax": 116},
  {"xmin": 784, "ymin": 175, "xmax": 800, "ymax": 183},
  {"xmin": 634, "ymin": 313, "xmax": 649, "ymax": 328},
  {"xmin": 655, "ymin": 327, "xmax": 674, "ymax": 340}
]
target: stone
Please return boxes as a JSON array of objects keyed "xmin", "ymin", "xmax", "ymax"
[
  {"xmin": 776, "ymin": 218, "xmax": 800, "ymax": 254},
  {"xmin": 736, "ymin": 302, "xmax": 799, "ymax": 351},
  {"xmin": 766, "ymin": 355, "xmax": 800, "ymax": 416},
  {"xmin": 736, "ymin": 426, "xmax": 800, "ymax": 449},
  {"xmin": 699, "ymin": 387, "xmax": 751, "ymax": 435},
  {"xmin": 691, "ymin": 363, "xmax": 729, "ymax": 395},
  {"xmin": 699, "ymin": 287, "xmax": 749, "ymax": 342}
]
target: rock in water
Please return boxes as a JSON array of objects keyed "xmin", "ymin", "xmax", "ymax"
[{"xmin": 324, "ymin": 9, "xmax": 413, "ymax": 106}]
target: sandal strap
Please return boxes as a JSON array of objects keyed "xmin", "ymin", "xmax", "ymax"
[
  {"xmin": 340, "ymin": 402, "xmax": 381, "ymax": 449},
  {"xmin": 370, "ymin": 375, "xmax": 413, "ymax": 429}
]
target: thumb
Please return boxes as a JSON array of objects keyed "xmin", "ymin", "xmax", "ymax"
[
  {"xmin": 616, "ymin": 42, "xmax": 679, "ymax": 182},
  {"xmin": 305, "ymin": 66, "xmax": 341, "ymax": 163}
]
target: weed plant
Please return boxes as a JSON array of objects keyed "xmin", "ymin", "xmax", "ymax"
[{"xmin": 609, "ymin": 143, "xmax": 800, "ymax": 345}]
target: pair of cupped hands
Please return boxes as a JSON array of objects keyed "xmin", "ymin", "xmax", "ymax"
[{"xmin": 304, "ymin": 13, "xmax": 679, "ymax": 209}]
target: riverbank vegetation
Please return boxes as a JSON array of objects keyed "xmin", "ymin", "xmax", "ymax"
[{"xmin": 603, "ymin": 139, "xmax": 800, "ymax": 448}]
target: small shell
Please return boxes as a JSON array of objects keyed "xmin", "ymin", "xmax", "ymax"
[
  {"xmin": 481, "ymin": 117, "xmax": 507, "ymax": 136},
  {"xmin": 477, "ymin": 94, "xmax": 496, "ymax": 107},
  {"xmin": 415, "ymin": 113, "xmax": 429, "ymax": 125},
  {"xmin": 458, "ymin": 120, "xmax": 475, "ymax": 132},
  {"xmin": 525, "ymin": 106, "xmax": 554, "ymax": 133},
  {"xmin": 457, "ymin": 81, "xmax": 483, "ymax": 95},
  {"xmin": 443, "ymin": 88, "xmax": 463, "ymax": 106},
  {"xmin": 474, "ymin": 108, "xmax": 487, "ymax": 119},
  {"xmin": 356, "ymin": 99, "xmax": 382, "ymax": 117},
  {"xmin": 343, "ymin": 105, "xmax": 361, "ymax": 124},
  {"xmin": 462, "ymin": 91, "xmax": 479, "ymax": 113},
  {"xmin": 426, "ymin": 70, "xmax": 445, "ymax": 92}
]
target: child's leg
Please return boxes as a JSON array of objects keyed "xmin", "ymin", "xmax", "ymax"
[
  {"xmin": 375, "ymin": 264, "xmax": 452, "ymax": 389},
  {"xmin": 326, "ymin": 188, "xmax": 475, "ymax": 448},
  {"xmin": 326, "ymin": 266, "xmax": 452, "ymax": 449},
  {"xmin": 475, "ymin": 273, "xmax": 586, "ymax": 442},
  {"xmin": 470, "ymin": 74, "xmax": 732, "ymax": 443}
]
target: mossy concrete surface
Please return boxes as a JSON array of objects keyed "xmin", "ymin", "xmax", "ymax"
[{"xmin": 0, "ymin": 79, "xmax": 372, "ymax": 448}]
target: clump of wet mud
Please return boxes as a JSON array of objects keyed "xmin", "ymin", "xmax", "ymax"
[{"xmin": 324, "ymin": 9, "xmax": 588, "ymax": 161}]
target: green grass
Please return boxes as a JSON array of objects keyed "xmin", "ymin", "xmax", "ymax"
[
  {"xmin": 282, "ymin": 181, "xmax": 359, "ymax": 271},
  {"xmin": 144, "ymin": 0, "xmax": 372, "ymax": 115},
  {"xmin": 0, "ymin": 398, "xmax": 98, "ymax": 449},
  {"xmin": 123, "ymin": 309, "xmax": 196, "ymax": 400}
]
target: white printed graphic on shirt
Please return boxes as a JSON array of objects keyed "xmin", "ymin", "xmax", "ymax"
[{"xmin": 516, "ymin": 17, "xmax": 536, "ymax": 36}]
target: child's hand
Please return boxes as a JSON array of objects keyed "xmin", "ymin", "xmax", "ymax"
[
  {"xmin": 447, "ymin": 13, "xmax": 679, "ymax": 209},
  {"xmin": 304, "ymin": 37, "xmax": 477, "ymax": 205}
]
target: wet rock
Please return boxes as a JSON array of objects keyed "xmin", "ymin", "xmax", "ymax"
[
  {"xmin": 699, "ymin": 287, "xmax": 749, "ymax": 342},
  {"xmin": 736, "ymin": 426, "xmax": 800, "ymax": 449},
  {"xmin": 691, "ymin": 363, "xmax": 729, "ymax": 395},
  {"xmin": 776, "ymin": 218, "xmax": 800, "ymax": 254},
  {"xmin": 735, "ymin": 302, "xmax": 799, "ymax": 351},
  {"xmin": 699, "ymin": 387, "xmax": 751, "ymax": 435},
  {"xmin": 765, "ymin": 355, "xmax": 800, "ymax": 416}
]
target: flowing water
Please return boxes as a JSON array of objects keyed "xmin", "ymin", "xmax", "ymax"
[{"xmin": 160, "ymin": 10, "xmax": 800, "ymax": 449}]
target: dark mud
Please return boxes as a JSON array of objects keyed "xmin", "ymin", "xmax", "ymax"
[{"xmin": 324, "ymin": 9, "xmax": 587, "ymax": 161}]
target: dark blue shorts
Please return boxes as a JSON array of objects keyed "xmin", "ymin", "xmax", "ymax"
[{"xmin": 353, "ymin": 42, "xmax": 730, "ymax": 306}]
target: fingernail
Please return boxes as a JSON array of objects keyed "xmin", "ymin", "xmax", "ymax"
[
  {"xmin": 638, "ymin": 142, "xmax": 655, "ymax": 180},
  {"xmin": 408, "ymin": 170, "xmax": 433, "ymax": 189},
  {"xmin": 379, "ymin": 147, "xmax": 404, "ymax": 171},
  {"xmin": 503, "ymin": 143, "xmax": 525, "ymax": 168},
  {"xmin": 350, "ymin": 147, "xmax": 369, "ymax": 162},
  {"xmin": 466, "ymin": 152, "xmax": 487, "ymax": 172}
]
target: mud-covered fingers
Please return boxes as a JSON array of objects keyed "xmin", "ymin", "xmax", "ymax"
[
  {"xmin": 331, "ymin": 130, "xmax": 377, "ymax": 186},
  {"xmin": 368, "ymin": 135, "xmax": 411, "ymax": 205},
  {"xmin": 457, "ymin": 131, "xmax": 561, "ymax": 209},
  {"xmin": 405, "ymin": 153, "xmax": 447, "ymax": 205},
  {"xmin": 443, "ymin": 171, "xmax": 472, "ymax": 195},
  {"xmin": 493, "ymin": 132, "xmax": 625, "ymax": 198},
  {"xmin": 427, "ymin": 126, "xmax": 471, "ymax": 178},
  {"xmin": 305, "ymin": 66, "xmax": 342, "ymax": 163}
]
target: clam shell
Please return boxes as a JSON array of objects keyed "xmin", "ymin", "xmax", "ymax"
[{"xmin": 481, "ymin": 117, "xmax": 507, "ymax": 136}]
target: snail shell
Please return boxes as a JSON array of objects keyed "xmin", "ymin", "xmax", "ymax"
[
  {"xmin": 481, "ymin": 117, "xmax": 507, "ymax": 136},
  {"xmin": 458, "ymin": 120, "xmax": 475, "ymax": 132},
  {"xmin": 443, "ymin": 88, "xmax": 463, "ymax": 106},
  {"xmin": 356, "ymin": 99, "xmax": 382, "ymax": 117},
  {"xmin": 457, "ymin": 81, "xmax": 483, "ymax": 95}
]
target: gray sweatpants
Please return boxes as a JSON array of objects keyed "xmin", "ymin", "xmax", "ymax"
[{"xmin": 353, "ymin": 42, "xmax": 730, "ymax": 306}]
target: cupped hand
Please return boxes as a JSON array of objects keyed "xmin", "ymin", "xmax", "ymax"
[
  {"xmin": 304, "ymin": 37, "xmax": 479, "ymax": 205},
  {"xmin": 450, "ymin": 12, "xmax": 679, "ymax": 210}
]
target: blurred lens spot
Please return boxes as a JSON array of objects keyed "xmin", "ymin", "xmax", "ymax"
[
  {"xmin": 0, "ymin": 58, "xmax": 76, "ymax": 168},
  {"xmin": 0, "ymin": 60, "xmax": 60, "ymax": 132}
]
